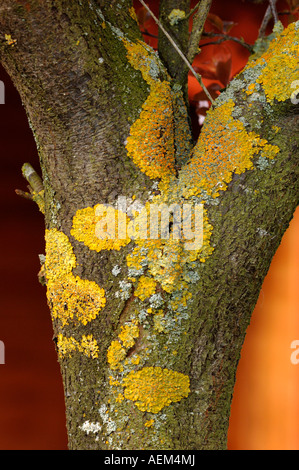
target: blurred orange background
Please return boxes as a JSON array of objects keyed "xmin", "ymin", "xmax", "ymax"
[{"xmin": 0, "ymin": 0, "xmax": 298, "ymax": 450}]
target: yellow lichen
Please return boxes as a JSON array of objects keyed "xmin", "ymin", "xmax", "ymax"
[
  {"xmin": 122, "ymin": 366, "xmax": 190, "ymax": 413},
  {"xmin": 168, "ymin": 9, "xmax": 186, "ymax": 25},
  {"xmin": 47, "ymin": 274, "xmax": 106, "ymax": 327},
  {"xmin": 245, "ymin": 83, "xmax": 256, "ymax": 95},
  {"xmin": 32, "ymin": 190, "xmax": 45, "ymax": 214},
  {"xmin": 129, "ymin": 6, "xmax": 138, "ymax": 22},
  {"xmin": 180, "ymin": 99, "xmax": 280, "ymax": 198},
  {"xmin": 118, "ymin": 321, "xmax": 140, "ymax": 349},
  {"xmin": 134, "ymin": 276, "xmax": 157, "ymax": 300},
  {"xmin": 80, "ymin": 334, "xmax": 100, "ymax": 359},
  {"xmin": 125, "ymin": 81, "xmax": 176, "ymax": 180},
  {"xmin": 144, "ymin": 419, "xmax": 155, "ymax": 427},
  {"xmin": 115, "ymin": 393, "xmax": 125, "ymax": 403},
  {"xmin": 57, "ymin": 333, "xmax": 99, "ymax": 359},
  {"xmin": 44, "ymin": 229, "xmax": 105, "ymax": 358},
  {"xmin": 250, "ymin": 22, "xmax": 299, "ymax": 103},
  {"xmin": 71, "ymin": 204, "xmax": 131, "ymax": 252},
  {"xmin": 56, "ymin": 334, "xmax": 79, "ymax": 358},
  {"xmin": 123, "ymin": 39, "xmax": 176, "ymax": 181},
  {"xmin": 107, "ymin": 319, "xmax": 140, "ymax": 370},
  {"xmin": 5, "ymin": 34, "xmax": 17, "ymax": 46},
  {"xmin": 153, "ymin": 311, "xmax": 165, "ymax": 332},
  {"xmin": 107, "ymin": 340, "xmax": 127, "ymax": 370},
  {"xmin": 130, "ymin": 355, "xmax": 141, "ymax": 365},
  {"xmin": 45, "ymin": 229, "xmax": 76, "ymax": 281}
]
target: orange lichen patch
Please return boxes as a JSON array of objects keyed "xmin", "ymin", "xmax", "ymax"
[
  {"xmin": 107, "ymin": 340, "xmax": 127, "ymax": 371},
  {"xmin": 125, "ymin": 81, "xmax": 176, "ymax": 180},
  {"xmin": 118, "ymin": 320, "xmax": 140, "ymax": 349},
  {"xmin": 123, "ymin": 39, "xmax": 163, "ymax": 86},
  {"xmin": 180, "ymin": 99, "xmax": 280, "ymax": 198},
  {"xmin": 71, "ymin": 204, "xmax": 131, "ymax": 252},
  {"xmin": 123, "ymin": 39, "xmax": 176, "ymax": 181},
  {"xmin": 122, "ymin": 366, "xmax": 190, "ymax": 413},
  {"xmin": 145, "ymin": 239, "xmax": 185, "ymax": 293},
  {"xmin": 115, "ymin": 393, "xmax": 125, "ymax": 403},
  {"xmin": 129, "ymin": 5, "xmax": 138, "ymax": 22},
  {"xmin": 4, "ymin": 34, "xmax": 17, "ymax": 46},
  {"xmin": 259, "ymin": 142, "xmax": 280, "ymax": 160},
  {"xmin": 80, "ymin": 334, "xmax": 100, "ymax": 359},
  {"xmin": 107, "ymin": 319, "xmax": 140, "ymax": 370},
  {"xmin": 127, "ymin": 203, "xmax": 213, "ymax": 292},
  {"xmin": 109, "ymin": 376, "xmax": 121, "ymax": 386},
  {"xmin": 144, "ymin": 419, "xmax": 155, "ymax": 428},
  {"xmin": 47, "ymin": 274, "xmax": 106, "ymax": 327},
  {"xmin": 251, "ymin": 22, "xmax": 299, "ymax": 103},
  {"xmin": 56, "ymin": 334, "xmax": 78, "ymax": 358},
  {"xmin": 245, "ymin": 83, "xmax": 256, "ymax": 95},
  {"xmin": 130, "ymin": 354, "xmax": 141, "ymax": 365},
  {"xmin": 57, "ymin": 333, "xmax": 99, "ymax": 359},
  {"xmin": 134, "ymin": 276, "xmax": 157, "ymax": 300},
  {"xmin": 45, "ymin": 229, "xmax": 76, "ymax": 280}
]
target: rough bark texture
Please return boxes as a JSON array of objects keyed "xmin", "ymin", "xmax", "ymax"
[
  {"xmin": 158, "ymin": 0, "xmax": 190, "ymax": 87},
  {"xmin": 0, "ymin": 0, "xmax": 298, "ymax": 450}
]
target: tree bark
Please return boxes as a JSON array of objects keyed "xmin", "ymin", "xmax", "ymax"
[{"xmin": 0, "ymin": 1, "xmax": 298, "ymax": 450}]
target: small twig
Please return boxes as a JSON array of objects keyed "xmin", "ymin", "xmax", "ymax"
[
  {"xmin": 22, "ymin": 162, "xmax": 44, "ymax": 193},
  {"xmin": 138, "ymin": 0, "xmax": 216, "ymax": 105},
  {"xmin": 258, "ymin": 5, "xmax": 272, "ymax": 38},
  {"xmin": 18, "ymin": 163, "xmax": 45, "ymax": 214},
  {"xmin": 269, "ymin": 0, "xmax": 279, "ymax": 24},
  {"xmin": 140, "ymin": 29, "xmax": 158, "ymax": 39},
  {"xmin": 184, "ymin": 1, "xmax": 202, "ymax": 21},
  {"xmin": 15, "ymin": 189, "xmax": 33, "ymax": 201},
  {"xmin": 258, "ymin": 0, "xmax": 278, "ymax": 38},
  {"xmin": 201, "ymin": 32, "xmax": 253, "ymax": 52},
  {"xmin": 187, "ymin": 0, "xmax": 213, "ymax": 63}
]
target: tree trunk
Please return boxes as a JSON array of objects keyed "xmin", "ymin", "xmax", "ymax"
[{"xmin": 0, "ymin": 1, "xmax": 298, "ymax": 450}]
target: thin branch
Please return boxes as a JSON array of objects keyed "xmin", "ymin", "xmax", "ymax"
[
  {"xmin": 258, "ymin": 5, "xmax": 272, "ymax": 38},
  {"xmin": 138, "ymin": 0, "xmax": 216, "ymax": 105},
  {"xmin": 269, "ymin": 0, "xmax": 279, "ymax": 24},
  {"xmin": 184, "ymin": 1, "xmax": 202, "ymax": 21},
  {"xmin": 187, "ymin": 0, "xmax": 213, "ymax": 63},
  {"xmin": 15, "ymin": 189, "xmax": 34, "ymax": 201},
  {"xmin": 140, "ymin": 29, "xmax": 158, "ymax": 39},
  {"xmin": 22, "ymin": 162, "xmax": 44, "ymax": 193},
  {"xmin": 202, "ymin": 32, "xmax": 254, "ymax": 52},
  {"xmin": 258, "ymin": 0, "xmax": 278, "ymax": 38},
  {"xmin": 19, "ymin": 163, "xmax": 45, "ymax": 214}
]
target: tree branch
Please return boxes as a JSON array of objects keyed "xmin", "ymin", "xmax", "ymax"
[
  {"xmin": 269, "ymin": 0, "xmax": 279, "ymax": 24},
  {"xmin": 258, "ymin": 0, "xmax": 278, "ymax": 38},
  {"xmin": 201, "ymin": 32, "xmax": 254, "ymax": 52},
  {"xmin": 138, "ymin": 0, "xmax": 215, "ymax": 104},
  {"xmin": 187, "ymin": 0, "xmax": 213, "ymax": 63},
  {"xmin": 0, "ymin": 0, "xmax": 152, "ymax": 225},
  {"xmin": 184, "ymin": 1, "xmax": 202, "ymax": 21},
  {"xmin": 157, "ymin": 0, "xmax": 190, "ymax": 87}
]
